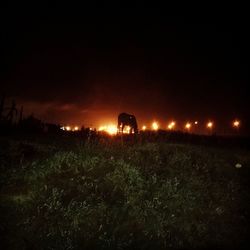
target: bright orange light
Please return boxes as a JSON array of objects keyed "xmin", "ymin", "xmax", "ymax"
[
  {"xmin": 98, "ymin": 125, "xmax": 117, "ymax": 135},
  {"xmin": 207, "ymin": 122, "xmax": 213, "ymax": 129},
  {"xmin": 194, "ymin": 121, "xmax": 198, "ymax": 125},
  {"xmin": 142, "ymin": 125, "xmax": 147, "ymax": 131},
  {"xmin": 152, "ymin": 122, "xmax": 159, "ymax": 130},
  {"xmin": 66, "ymin": 126, "xmax": 71, "ymax": 131},
  {"xmin": 98, "ymin": 126, "xmax": 106, "ymax": 131},
  {"xmin": 124, "ymin": 125, "xmax": 131, "ymax": 134},
  {"xmin": 107, "ymin": 125, "xmax": 117, "ymax": 135},
  {"xmin": 185, "ymin": 122, "xmax": 191, "ymax": 130},
  {"xmin": 167, "ymin": 121, "xmax": 176, "ymax": 130},
  {"xmin": 233, "ymin": 120, "xmax": 240, "ymax": 128},
  {"xmin": 74, "ymin": 126, "xmax": 79, "ymax": 131}
]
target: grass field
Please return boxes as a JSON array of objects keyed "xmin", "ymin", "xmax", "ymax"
[{"xmin": 0, "ymin": 134, "xmax": 249, "ymax": 249}]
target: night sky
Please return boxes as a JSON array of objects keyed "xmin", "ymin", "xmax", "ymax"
[{"xmin": 1, "ymin": 8, "xmax": 249, "ymax": 132}]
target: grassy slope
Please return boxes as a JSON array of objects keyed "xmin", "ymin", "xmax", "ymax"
[{"xmin": 0, "ymin": 135, "xmax": 249, "ymax": 249}]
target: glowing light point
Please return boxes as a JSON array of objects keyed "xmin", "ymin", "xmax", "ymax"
[
  {"xmin": 74, "ymin": 126, "xmax": 79, "ymax": 131},
  {"xmin": 194, "ymin": 121, "xmax": 198, "ymax": 125},
  {"xmin": 233, "ymin": 120, "xmax": 240, "ymax": 128},
  {"xmin": 152, "ymin": 122, "xmax": 159, "ymax": 131},
  {"xmin": 66, "ymin": 126, "xmax": 71, "ymax": 131},
  {"xmin": 235, "ymin": 163, "xmax": 242, "ymax": 168},
  {"xmin": 185, "ymin": 122, "xmax": 191, "ymax": 130},
  {"xmin": 142, "ymin": 125, "xmax": 147, "ymax": 131},
  {"xmin": 207, "ymin": 122, "xmax": 213, "ymax": 129},
  {"xmin": 167, "ymin": 121, "xmax": 176, "ymax": 130}
]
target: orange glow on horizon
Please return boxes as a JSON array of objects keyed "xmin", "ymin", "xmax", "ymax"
[
  {"xmin": 60, "ymin": 125, "xmax": 80, "ymax": 131},
  {"xmin": 106, "ymin": 125, "xmax": 117, "ymax": 135},
  {"xmin": 152, "ymin": 122, "xmax": 159, "ymax": 130},
  {"xmin": 98, "ymin": 126, "xmax": 106, "ymax": 131},
  {"xmin": 98, "ymin": 125, "xmax": 117, "ymax": 135},
  {"xmin": 60, "ymin": 118, "xmax": 244, "ymax": 135}
]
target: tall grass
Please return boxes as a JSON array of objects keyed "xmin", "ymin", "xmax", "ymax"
[{"xmin": 0, "ymin": 136, "xmax": 249, "ymax": 249}]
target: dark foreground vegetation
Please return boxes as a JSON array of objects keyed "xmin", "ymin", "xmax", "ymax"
[{"xmin": 0, "ymin": 133, "xmax": 250, "ymax": 250}]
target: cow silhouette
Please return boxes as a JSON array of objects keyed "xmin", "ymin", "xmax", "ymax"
[{"xmin": 118, "ymin": 113, "xmax": 138, "ymax": 134}]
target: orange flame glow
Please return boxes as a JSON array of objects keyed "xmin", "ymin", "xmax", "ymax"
[
  {"xmin": 98, "ymin": 125, "xmax": 117, "ymax": 135},
  {"xmin": 152, "ymin": 122, "xmax": 159, "ymax": 130}
]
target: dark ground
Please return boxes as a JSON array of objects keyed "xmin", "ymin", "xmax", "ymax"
[{"xmin": 0, "ymin": 133, "xmax": 250, "ymax": 249}]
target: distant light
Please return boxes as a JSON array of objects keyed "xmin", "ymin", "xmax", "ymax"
[
  {"xmin": 185, "ymin": 122, "xmax": 191, "ymax": 130},
  {"xmin": 124, "ymin": 125, "xmax": 131, "ymax": 134},
  {"xmin": 142, "ymin": 125, "xmax": 147, "ymax": 131},
  {"xmin": 66, "ymin": 126, "xmax": 71, "ymax": 131},
  {"xmin": 74, "ymin": 126, "xmax": 79, "ymax": 131},
  {"xmin": 60, "ymin": 126, "xmax": 65, "ymax": 131},
  {"xmin": 98, "ymin": 125, "xmax": 117, "ymax": 135},
  {"xmin": 106, "ymin": 125, "xmax": 117, "ymax": 135},
  {"xmin": 167, "ymin": 121, "xmax": 176, "ymax": 130},
  {"xmin": 194, "ymin": 121, "xmax": 198, "ymax": 125},
  {"xmin": 235, "ymin": 163, "xmax": 242, "ymax": 168},
  {"xmin": 98, "ymin": 126, "xmax": 106, "ymax": 131},
  {"xmin": 207, "ymin": 122, "xmax": 213, "ymax": 129},
  {"xmin": 233, "ymin": 120, "xmax": 240, "ymax": 128},
  {"xmin": 152, "ymin": 122, "xmax": 159, "ymax": 130}
]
